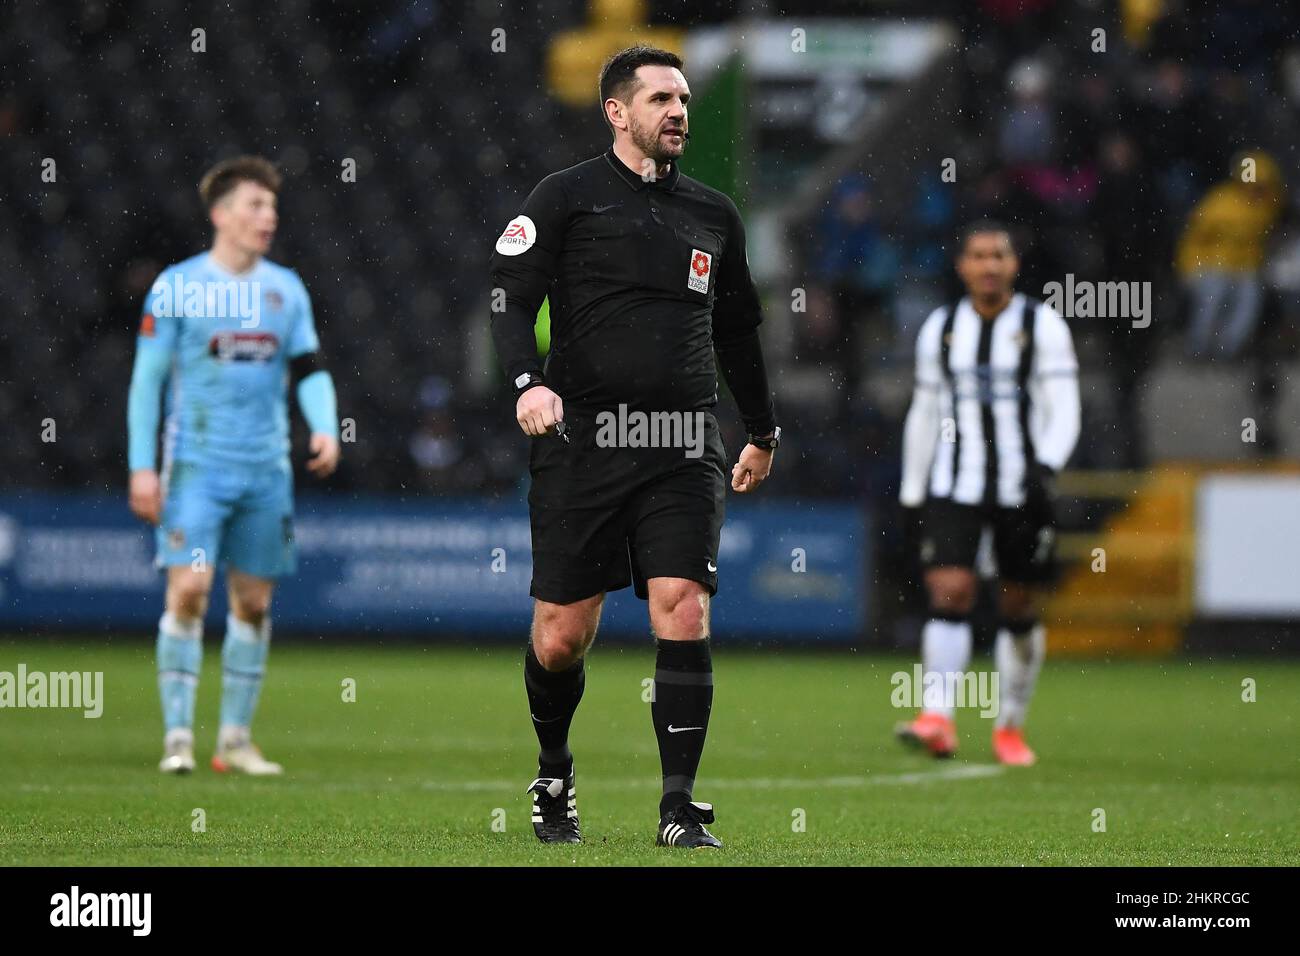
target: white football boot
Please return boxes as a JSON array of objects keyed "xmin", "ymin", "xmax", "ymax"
[
  {"xmin": 159, "ymin": 729, "xmax": 196, "ymax": 774},
  {"xmin": 211, "ymin": 742, "xmax": 283, "ymax": 776},
  {"xmin": 212, "ymin": 728, "xmax": 283, "ymax": 776}
]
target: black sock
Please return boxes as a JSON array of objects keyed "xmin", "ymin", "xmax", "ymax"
[
  {"xmin": 523, "ymin": 643, "xmax": 584, "ymax": 779},
  {"xmin": 651, "ymin": 638, "xmax": 713, "ymax": 816}
]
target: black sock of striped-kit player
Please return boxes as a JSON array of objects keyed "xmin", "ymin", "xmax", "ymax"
[
  {"xmin": 652, "ymin": 637, "xmax": 713, "ymax": 817},
  {"xmin": 523, "ymin": 643, "xmax": 584, "ymax": 779}
]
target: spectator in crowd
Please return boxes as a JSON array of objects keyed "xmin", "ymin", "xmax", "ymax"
[
  {"xmin": 1091, "ymin": 132, "xmax": 1161, "ymax": 467},
  {"xmin": 807, "ymin": 174, "xmax": 898, "ymax": 404},
  {"xmin": 1132, "ymin": 59, "xmax": 1207, "ymax": 220},
  {"xmin": 998, "ymin": 57, "xmax": 1055, "ymax": 168},
  {"xmin": 409, "ymin": 376, "xmax": 472, "ymax": 494},
  {"xmin": 1176, "ymin": 152, "xmax": 1284, "ymax": 358}
]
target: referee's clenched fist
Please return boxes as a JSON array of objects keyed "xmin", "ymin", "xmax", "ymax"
[
  {"xmin": 488, "ymin": 45, "xmax": 781, "ymax": 851},
  {"xmin": 515, "ymin": 383, "xmax": 563, "ymax": 438},
  {"xmin": 731, "ymin": 441, "xmax": 774, "ymax": 493}
]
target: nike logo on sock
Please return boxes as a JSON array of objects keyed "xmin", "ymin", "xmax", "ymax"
[{"xmin": 667, "ymin": 725, "xmax": 704, "ymax": 734}]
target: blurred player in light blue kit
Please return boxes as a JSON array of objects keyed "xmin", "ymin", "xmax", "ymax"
[{"xmin": 126, "ymin": 156, "xmax": 339, "ymax": 775}]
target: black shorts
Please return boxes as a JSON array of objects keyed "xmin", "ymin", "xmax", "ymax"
[
  {"xmin": 527, "ymin": 409, "xmax": 728, "ymax": 604},
  {"xmin": 920, "ymin": 498, "xmax": 1058, "ymax": 586}
]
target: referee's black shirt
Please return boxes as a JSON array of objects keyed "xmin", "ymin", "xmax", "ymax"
[{"xmin": 489, "ymin": 147, "xmax": 775, "ymax": 435}]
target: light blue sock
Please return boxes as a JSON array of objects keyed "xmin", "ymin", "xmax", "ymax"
[
  {"xmin": 157, "ymin": 612, "xmax": 202, "ymax": 733},
  {"xmin": 220, "ymin": 614, "xmax": 270, "ymax": 734}
]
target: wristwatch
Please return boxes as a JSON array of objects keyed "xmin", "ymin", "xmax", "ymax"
[
  {"xmin": 513, "ymin": 371, "xmax": 546, "ymax": 396},
  {"xmin": 747, "ymin": 426, "xmax": 781, "ymax": 450}
]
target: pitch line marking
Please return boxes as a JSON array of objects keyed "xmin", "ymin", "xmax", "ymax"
[
  {"xmin": 10, "ymin": 765, "xmax": 1004, "ymax": 795},
  {"xmin": 417, "ymin": 764, "xmax": 1006, "ymax": 793}
]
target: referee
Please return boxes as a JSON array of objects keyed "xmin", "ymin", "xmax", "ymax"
[{"xmin": 488, "ymin": 46, "xmax": 779, "ymax": 849}]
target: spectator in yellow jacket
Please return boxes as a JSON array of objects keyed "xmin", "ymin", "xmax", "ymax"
[{"xmin": 1176, "ymin": 152, "xmax": 1283, "ymax": 357}]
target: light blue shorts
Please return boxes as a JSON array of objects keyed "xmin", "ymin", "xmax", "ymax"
[{"xmin": 156, "ymin": 457, "xmax": 297, "ymax": 578}]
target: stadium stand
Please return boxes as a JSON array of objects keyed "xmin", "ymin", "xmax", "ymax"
[{"xmin": 5, "ymin": 0, "xmax": 1298, "ymax": 502}]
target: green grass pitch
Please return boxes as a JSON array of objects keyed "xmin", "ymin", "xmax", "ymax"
[{"xmin": 1, "ymin": 637, "xmax": 1296, "ymax": 866}]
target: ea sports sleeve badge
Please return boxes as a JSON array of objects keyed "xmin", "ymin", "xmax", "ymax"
[{"xmin": 496, "ymin": 215, "xmax": 537, "ymax": 256}]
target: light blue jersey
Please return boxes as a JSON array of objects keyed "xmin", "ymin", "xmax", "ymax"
[
  {"xmin": 128, "ymin": 252, "xmax": 320, "ymax": 470},
  {"xmin": 127, "ymin": 250, "xmax": 337, "ymax": 580}
]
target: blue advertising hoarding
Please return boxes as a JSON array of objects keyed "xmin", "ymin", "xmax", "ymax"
[{"xmin": 0, "ymin": 493, "xmax": 868, "ymax": 641}]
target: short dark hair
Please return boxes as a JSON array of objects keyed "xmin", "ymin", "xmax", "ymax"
[
  {"xmin": 598, "ymin": 45, "xmax": 684, "ymax": 131},
  {"xmin": 958, "ymin": 219, "xmax": 1016, "ymax": 255},
  {"xmin": 199, "ymin": 155, "xmax": 282, "ymax": 208}
]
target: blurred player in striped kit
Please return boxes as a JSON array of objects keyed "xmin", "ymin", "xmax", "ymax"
[
  {"xmin": 896, "ymin": 222, "xmax": 1080, "ymax": 765},
  {"xmin": 127, "ymin": 156, "xmax": 339, "ymax": 775}
]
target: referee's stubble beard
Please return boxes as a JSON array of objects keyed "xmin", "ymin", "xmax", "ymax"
[{"xmin": 626, "ymin": 110, "xmax": 687, "ymax": 169}]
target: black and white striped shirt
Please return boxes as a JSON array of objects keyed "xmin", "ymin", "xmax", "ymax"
[{"xmin": 900, "ymin": 293, "xmax": 1080, "ymax": 509}]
